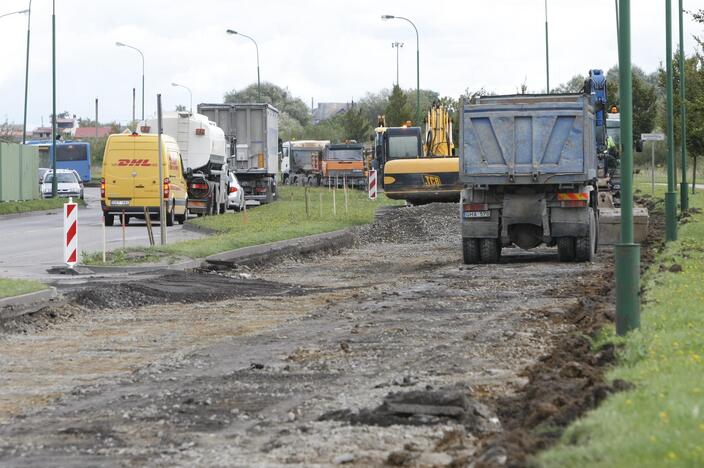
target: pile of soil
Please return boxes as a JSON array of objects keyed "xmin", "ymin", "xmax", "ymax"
[{"xmin": 69, "ymin": 271, "xmax": 309, "ymax": 309}]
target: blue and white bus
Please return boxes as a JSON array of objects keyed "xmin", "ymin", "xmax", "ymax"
[{"xmin": 26, "ymin": 140, "xmax": 92, "ymax": 182}]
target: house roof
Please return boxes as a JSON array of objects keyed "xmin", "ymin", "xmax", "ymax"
[{"xmin": 74, "ymin": 127, "xmax": 113, "ymax": 138}]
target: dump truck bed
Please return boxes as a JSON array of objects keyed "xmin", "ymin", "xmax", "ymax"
[{"xmin": 460, "ymin": 94, "xmax": 597, "ymax": 185}]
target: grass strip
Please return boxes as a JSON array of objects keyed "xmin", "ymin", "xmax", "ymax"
[
  {"xmin": 83, "ymin": 186, "xmax": 401, "ymax": 265},
  {"xmin": 0, "ymin": 278, "xmax": 48, "ymax": 299},
  {"xmin": 538, "ymin": 189, "xmax": 704, "ymax": 467}
]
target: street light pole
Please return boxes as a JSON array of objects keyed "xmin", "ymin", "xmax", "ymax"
[
  {"xmin": 615, "ymin": 0, "xmax": 640, "ymax": 336},
  {"xmin": 22, "ymin": 1, "xmax": 32, "ymax": 144},
  {"xmin": 678, "ymin": 0, "xmax": 688, "ymax": 211},
  {"xmin": 171, "ymin": 82, "xmax": 193, "ymax": 114},
  {"xmin": 665, "ymin": 0, "xmax": 678, "ymax": 241},
  {"xmin": 115, "ymin": 41, "xmax": 145, "ymax": 121},
  {"xmin": 226, "ymin": 30, "xmax": 261, "ymax": 102},
  {"xmin": 51, "ymin": 0, "xmax": 57, "ymax": 197},
  {"xmin": 392, "ymin": 42, "xmax": 403, "ymax": 86},
  {"xmin": 382, "ymin": 15, "xmax": 420, "ymax": 126},
  {"xmin": 544, "ymin": 0, "xmax": 550, "ymax": 93}
]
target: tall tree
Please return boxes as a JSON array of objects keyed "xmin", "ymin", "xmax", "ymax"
[
  {"xmin": 341, "ymin": 105, "xmax": 372, "ymax": 142},
  {"xmin": 385, "ymin": 85, "xmax": 412, "ymax": 127},
  {"xmin": 224, "ymin": 82, "xmax": 311, "ymax": 127}
]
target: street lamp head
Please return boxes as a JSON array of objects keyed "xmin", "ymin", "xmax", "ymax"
[
  {"xmin": 226, "ymin": 29, "xmax": 238, "ymax": 35},
  {"xmin": 171, "ymin": 82, "xmax": 179, "ymax": 87},
  {"xmin": 18, "ymin": 9, "xmax": 29, "ymax": 14},
  {"xmin": 115, "ymin": 41, "xmax": 125, "ymax": 47},
  {"xmin": 381, "ymin": 15, "xmax": 394, "ymax": 20}
]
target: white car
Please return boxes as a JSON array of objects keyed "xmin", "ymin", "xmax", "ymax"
[
  {"xmin": 41, "ymin": 169, "xmax": 84, "ymax": 199},
  {"xmin": 227, "ymin": 172, "xmax": 245, "ymax": 212}
]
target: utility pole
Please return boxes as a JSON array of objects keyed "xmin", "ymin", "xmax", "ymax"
[
  {"xmin": 51, "ymin": 0, "xmax": 57, "ymax": 197},
  {"xmin": 665, "ymin": 0, "xmax": 678, "ymax": 241},
  {"xmin": 22, "ymin": 0, "xmax": 32, "ymax": 144},
  {"xmin": 544, "ymin": 0, "xmax": 550, "ymax": 93},
  {"xmin": 157, "ymin": 94, "xmax": 166, "ymax": 245},
  {"xmin": 678, "ymin": 0, "xmax": 689, "ymax": 211},
  {"xmin": 132, "ymin": 87, "xmax": 136, "ymax": 123},
  {"xmin": 615, "ymin": 0, "xmax": 640, "ymax": 336},
  {"xmin": 392, "ymin": 42, "xmax": 404, "ymax": 86},
  {"xmin": 95, "ymin": 98, "xmax": 98, "ymax": 139}
]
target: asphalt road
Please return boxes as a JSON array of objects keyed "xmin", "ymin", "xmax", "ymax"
[{"xmin": 0, "ymin": 188, "xmax": 202, "ymax": 280}]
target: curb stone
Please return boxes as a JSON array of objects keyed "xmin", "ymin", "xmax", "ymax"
[
  {"xmin": 205, "ymin": 229, "xmax": 355, "ymax": 267},
  {"xmin": 0, "ymin": 287, "xmax": 58, "ymax": 318}
]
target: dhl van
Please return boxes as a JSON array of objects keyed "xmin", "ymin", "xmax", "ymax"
[{"xmin": 101, "ymin": 133, "xmax": 188, "ymax": 226}]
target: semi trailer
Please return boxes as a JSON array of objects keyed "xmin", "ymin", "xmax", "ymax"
[{"xmin": 198, "ymin": 103, "xmax": 280, "ymax": 204}]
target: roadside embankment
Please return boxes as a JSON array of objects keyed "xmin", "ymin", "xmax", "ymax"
[{"xmin": 539, "ymin": 189, "xmax": 704, "ymax": 467}]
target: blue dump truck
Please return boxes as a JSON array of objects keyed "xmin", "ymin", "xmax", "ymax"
[{"xmin": 460, "ymin": 94, "xmax": 598, "ymax": 264}]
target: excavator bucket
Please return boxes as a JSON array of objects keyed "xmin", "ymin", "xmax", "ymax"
[{"xmin": 597, "ymin": 190, "xmax": 650, "ymax": 245}]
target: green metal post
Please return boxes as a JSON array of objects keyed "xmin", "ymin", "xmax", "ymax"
[
  {"xmin": 22, "ymin": 0, "xmax": 31, "ymax": 144},
  {"xmin": 51, "ymin": 0, "xmax": 57, "ymax": 198},
  {"xmin": 678, "ymin": 0, "xmax": 689, "ymax": 211},
  {"xmin": 615, "ymin": 0, "xmax": 640, "ymax": 336},
  {"xmin": 665, "ymin": 0, "xmax": 678, "ymax": 241},
  {"xmin": 545, "ymin": 0, "xmax": 550, "ymax": 93}
]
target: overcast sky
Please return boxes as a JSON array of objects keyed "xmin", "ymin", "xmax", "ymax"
[{"xmin": 1, "ymin": 0, "xmax": 702, "ymax": 128}]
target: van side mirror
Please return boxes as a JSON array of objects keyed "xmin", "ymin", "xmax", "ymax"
[{"xmin": 186, "ymin": 167, "xmax": 193, "ymax": 177}]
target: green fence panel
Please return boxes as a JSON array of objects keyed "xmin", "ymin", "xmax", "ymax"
[
  {"xmin": 0, "ymin": 143, "xmax": 41, "ymax": 201},
  {"xmin": 20, "ymin": 145, "xmax": 40, "ymax": 200}
]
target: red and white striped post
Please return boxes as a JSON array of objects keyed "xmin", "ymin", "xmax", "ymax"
[
  {"xmin": 64, "ymin": 199, "xmax": 78, "ymax": 267},
  {"xmin": 368, "ymin": 169, "xmax": 378, "ymax": 200}
]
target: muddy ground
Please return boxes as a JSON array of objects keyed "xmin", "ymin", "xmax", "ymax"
[{"xmin": 0, "ymin": 203, "xmax": 627, "ymax": 467}]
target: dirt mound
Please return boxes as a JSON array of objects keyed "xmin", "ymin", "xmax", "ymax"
[
  {"xmin": 355, "ymin": 203, "xmax": 460, "ymax": 244},
  {"xmin": 320, "ymin": 386, "xmax": 501, "ymax": 435},
  {"xmin": 70, "ymin": 271, "xmax": 309, "ymax": 309}
]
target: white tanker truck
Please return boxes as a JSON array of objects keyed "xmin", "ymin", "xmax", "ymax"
[{"xmin": 143, "ymin": 112, "xmax": 230, "ymax": 215}]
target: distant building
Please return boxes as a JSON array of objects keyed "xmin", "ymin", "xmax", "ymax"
[
  {"xmin": 312, "ymin": 102, "xmax": 349, "ymax": 124},
  {"xmin": 32, "ymin": 114, "xmax": 79, "ymax": 139},
  {"xmin": 74, "ymin": 126, "xmax": 114, "ymax": 139}
]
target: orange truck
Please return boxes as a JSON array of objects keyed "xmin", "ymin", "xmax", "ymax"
[{"xmin": 321, "ymin": 142, "xmax": 366, "ymax": 188}]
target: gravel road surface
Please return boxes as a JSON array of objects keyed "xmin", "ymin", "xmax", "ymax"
[{"xmin": 0, "ymin": 203, "xmax": 614, "ymax": 467}]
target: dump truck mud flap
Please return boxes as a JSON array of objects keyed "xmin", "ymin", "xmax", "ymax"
[{"xmin": 550, "ymin": 207, "xmax": 590, "ymax": 238}]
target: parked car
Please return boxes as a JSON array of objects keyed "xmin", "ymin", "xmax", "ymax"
[
  {"xmin": 41, "ymin": 169, "xmax": 84, "ymax": 199},
  {"xmin": 38, "ymin": 167, "xmax": 50, "ymax": 184},
  {"xmin": 227, "ymin": 171, "xmax": 245, "ymax": 212}
]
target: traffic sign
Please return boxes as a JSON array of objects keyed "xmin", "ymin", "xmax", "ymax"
[{"xmin": 641, "ymin": 133, "xmax": 665, "ymax": 141}]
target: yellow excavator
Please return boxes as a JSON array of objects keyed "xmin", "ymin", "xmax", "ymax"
[{"xmin": 376, "ymin": 104, "xmax": 462, "ymax": 205}]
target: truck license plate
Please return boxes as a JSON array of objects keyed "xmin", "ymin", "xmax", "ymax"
[
  {"xmin": 110, "ymin": 199, "xmax": 130, "ymax": 206},
  {"xmin": 463, "ymin": 210, "xmax": 490, "ymax": 219}
]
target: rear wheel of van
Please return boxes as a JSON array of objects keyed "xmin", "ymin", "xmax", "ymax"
[
  {"xmin": 175, "ymin": 204, "xmax": 186, "ymax": 224},
  {"xmin": 166, "ymin": 202, "xmax": 175, "ymax": 226},
  {"xmin": 104, "ymin": 213, "xmax": 114, "ymax": 226}
]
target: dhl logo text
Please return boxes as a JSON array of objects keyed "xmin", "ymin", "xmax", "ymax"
[{"xmin": 115, "ymin": 159, "xmax": 153, "ymax": 167}]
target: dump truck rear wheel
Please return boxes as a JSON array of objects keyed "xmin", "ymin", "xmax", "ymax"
[
  {"xmin": 462, "ymin": 238, "xmax": 480, "ymax": 264},
  {"xmin": 480, "ymin": 238, "xmax": 500, "ymax": 264},
  {"xmin": 557, "ymin": 237, "xmax": 576, "ymax": 262},
  {"xmin": 104, "ymin": 213, "xmax": 114, "ymax": 226},
  {"xmin": 575, "ymin": 208, "xmax": 596, "ymax": 262}
]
